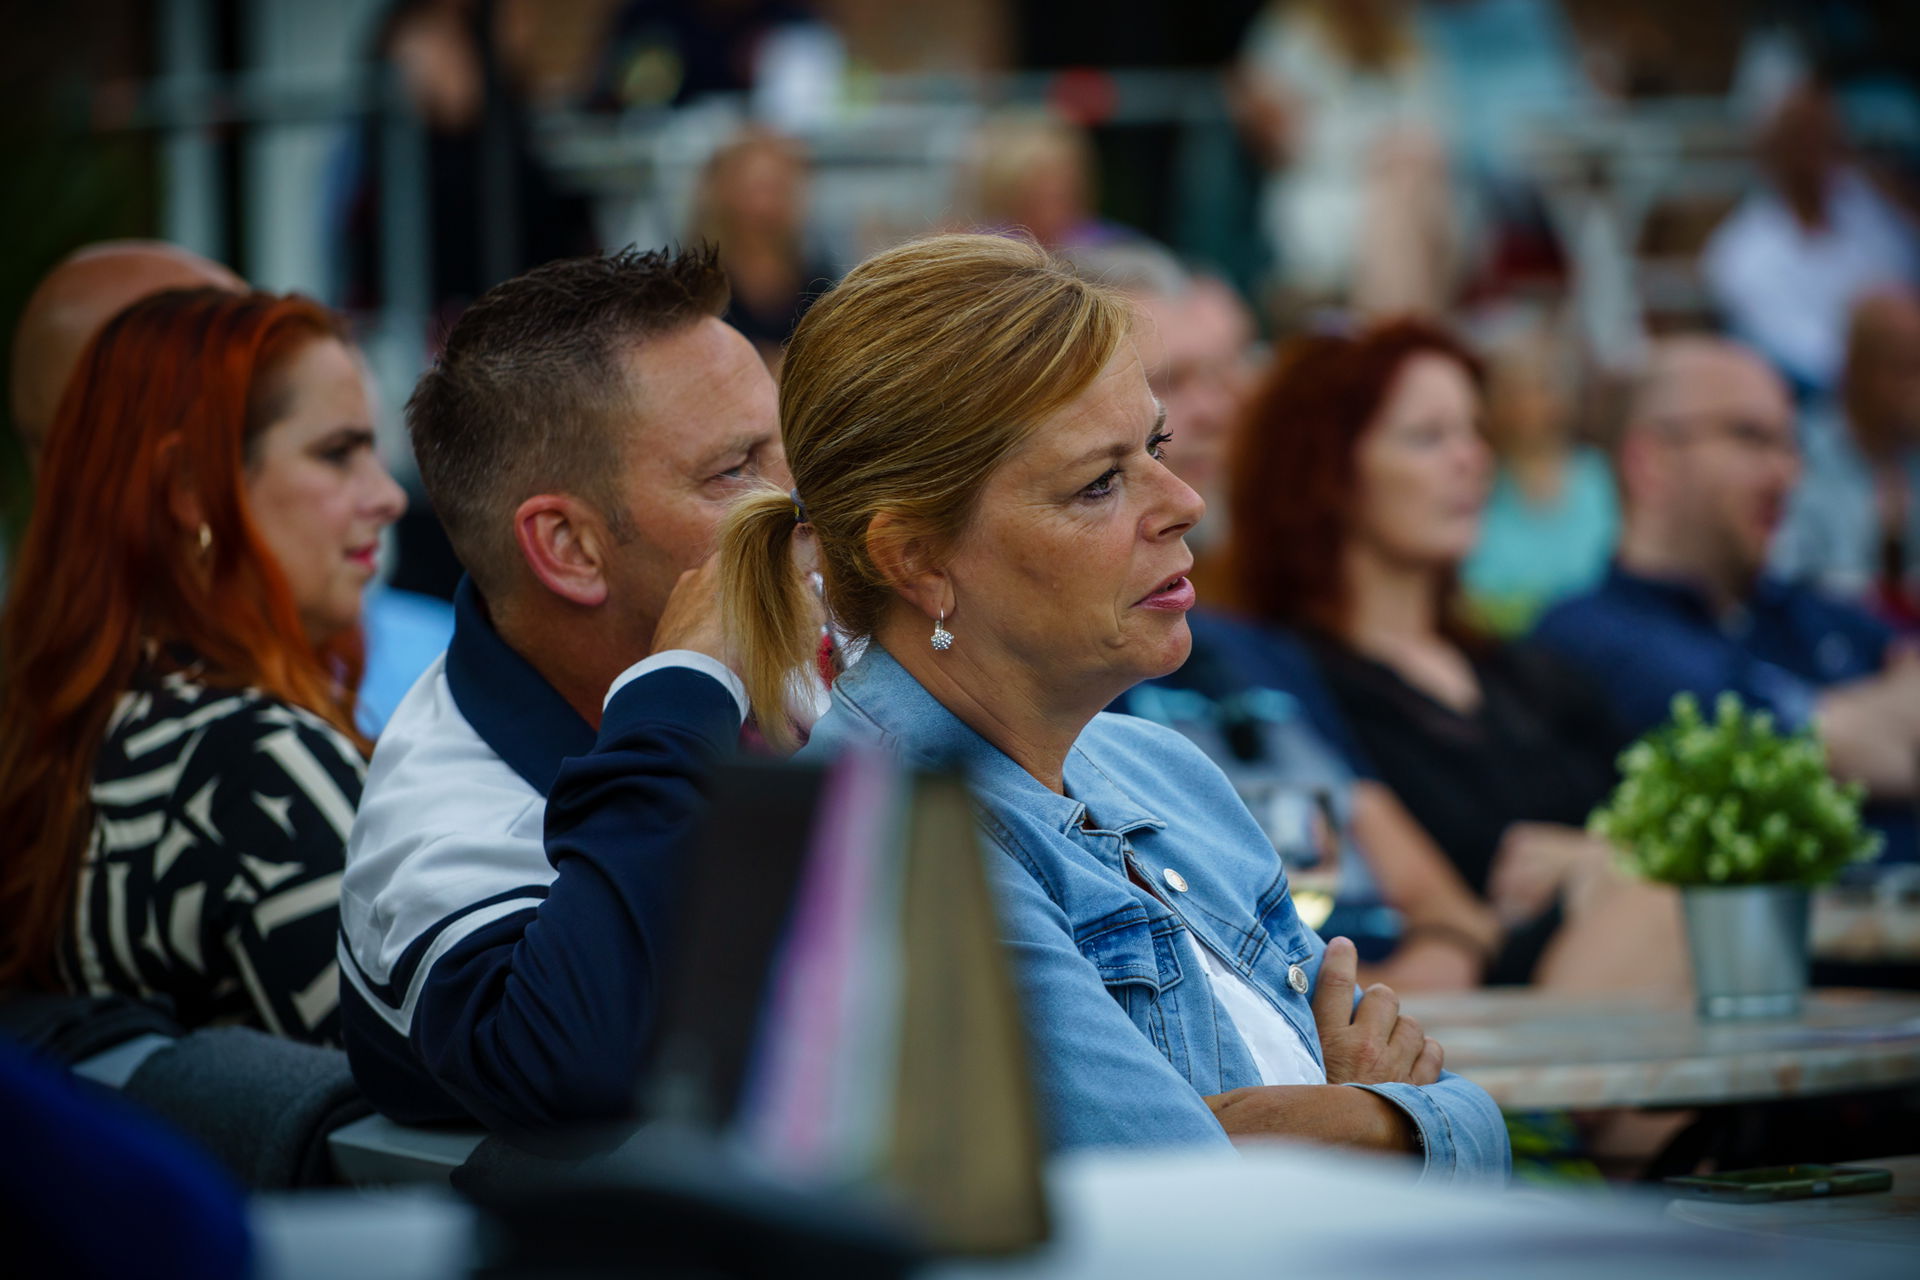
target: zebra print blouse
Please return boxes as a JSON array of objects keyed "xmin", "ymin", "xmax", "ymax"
[{"xmin": 59, "ymin": 666, "xmax": 366, "ymax": 1045}]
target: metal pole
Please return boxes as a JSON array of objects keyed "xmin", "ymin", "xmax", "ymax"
[
  {"xmin": 160, "ymin": 0, "xmax": 226, "ymax": 262},
  {"xmin": 475, "ymin": 0, "xmax": 517, "ymax": 291},
  {"xmin": 374, "ymin": 65, "xmax": 431, "ymax": 482}
]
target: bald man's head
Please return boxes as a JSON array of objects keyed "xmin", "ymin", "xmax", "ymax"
[
  {"xmin": 1623, "ymin": 336, "xmax": 1787, "ymax": 434},
  {"xmin": 10, "ymin": 240, "xmax": 245, "ymax": 466},
  {"xmin": 1060, "ymin": 242, "xmax": 1257, "ymax": 504},
  {"xmin": 1617, "ymin": 336, "xmax": 1800, "ymax": 597}
]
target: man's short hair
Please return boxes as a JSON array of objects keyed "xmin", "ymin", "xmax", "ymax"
[{"xmin": 406, "ymin": 245, "xmax": 730, "ymax": 597}]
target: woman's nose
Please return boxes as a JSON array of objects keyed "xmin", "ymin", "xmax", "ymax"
[
  {"xmin": 1158, "ymin": 466, "xmax": 1207, "ymax": 537},
  {"xmin": 366, "ymin": 460, "xmax": 409, "ymax": 525}
]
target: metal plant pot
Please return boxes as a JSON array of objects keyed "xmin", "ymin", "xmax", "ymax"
[{"xmin": 1681, "ymin": 883, "xmax": 1812, "ymax": 1019}]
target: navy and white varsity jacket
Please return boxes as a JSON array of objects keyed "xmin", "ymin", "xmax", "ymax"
[{"xmin": 337, "ymin": 578, "xmax": 743, "ymax": 1134}]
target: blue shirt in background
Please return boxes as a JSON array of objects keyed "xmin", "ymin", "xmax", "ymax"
[
  {"xmin": 1532, "ymin": 564, "xmax": 1892, "ymax": 733},
  {"xmin": 357, "ymin": 586, "xmax": 456, "ymax": 736},
  {"xmin": 1532, "ymin": 563, "xmax": 1911, "ymax": 861}
]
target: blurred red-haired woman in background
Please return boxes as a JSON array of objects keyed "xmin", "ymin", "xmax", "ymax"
[
  {"xmin": 0, "ymin": 289, "xmax": 405, "ymax": 1042},
  {"xmin": 1226, "ymin": 317, "xmax": 1684, "ymax": 990}
]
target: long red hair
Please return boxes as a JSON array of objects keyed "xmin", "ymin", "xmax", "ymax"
[
  {"xmin": 0, "ymin": 288, "xmax": 369, "ymax": 990},
  {"xmin": 1227, "ymin": 316, "xmax": 1486, "ymax": 637}
]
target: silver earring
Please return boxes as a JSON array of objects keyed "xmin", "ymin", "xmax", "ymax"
[{"xmin": 930, "ymin": 611, "xmax": 954, "ymax": 651}]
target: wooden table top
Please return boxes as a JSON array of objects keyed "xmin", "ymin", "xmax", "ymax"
[{"xmin": 1401, "ymin": 988, "xmax": 1920, "ymax": 1110}]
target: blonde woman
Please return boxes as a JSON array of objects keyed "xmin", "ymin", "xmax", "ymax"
[{"xmin": 719, "ymin": 234, "xmax": 1508, "ymax": 1180}]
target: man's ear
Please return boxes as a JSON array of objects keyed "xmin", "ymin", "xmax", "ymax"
[
  {"xmin": 514, "ymin": 493, "xmax": 610, "ymax": 607},
  {"xmin": 866, "ymin": 510, "xmax": 950, "ymax": 619}
]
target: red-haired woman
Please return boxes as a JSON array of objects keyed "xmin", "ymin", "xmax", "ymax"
[
  {"xmin": 0, "ymin": 289, "xmax": 406, "ymax": 1043},
  {"xmin": 1226, "ymin": 318, "xmax": 1683, "ymax": 989}
]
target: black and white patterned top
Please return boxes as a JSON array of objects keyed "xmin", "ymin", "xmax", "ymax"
[{"xmin": 59, "ymin": 666, "xmax": 366, "ymax": 1045}]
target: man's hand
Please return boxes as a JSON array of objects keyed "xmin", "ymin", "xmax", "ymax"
[
  {"xmin": 1815, "ymin": 648, "xmax": 1920, "ymax": 798},
  {"xmin": 649, "ymin": 557, "xmax": 730, "ymax": 666},
  {"xmin": 1878, "ymin": 646, "xmax": 1920, "ymax": 733},
  {"xmin": 1312, "ymin": 937, "xmax": 1443, "ymax": 1087}
]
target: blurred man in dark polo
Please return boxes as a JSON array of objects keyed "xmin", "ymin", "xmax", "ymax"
[{"xmin": 1535, "ymin": 336, "xmax": 1920, "ymax": 861}]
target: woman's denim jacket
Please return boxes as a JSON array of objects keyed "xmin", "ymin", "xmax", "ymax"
[{"xmin": 802, "ymin": 647, "xmax": 1510, "ymax": 1185}]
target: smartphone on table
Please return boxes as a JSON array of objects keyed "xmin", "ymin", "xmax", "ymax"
[{"xmin": 1665, "ymin": 1164, "xmax": 1893, "ymax": 1203}]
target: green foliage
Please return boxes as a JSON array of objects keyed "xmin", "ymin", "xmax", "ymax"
[{"xmin": 1589, "ymin": 692, "xmax": 1880, "ymax": 886}]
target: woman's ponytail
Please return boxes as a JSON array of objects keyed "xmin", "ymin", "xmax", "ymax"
[{"xmin": 718, "ymin": 483, "xmax": 814, "ymax": 751}]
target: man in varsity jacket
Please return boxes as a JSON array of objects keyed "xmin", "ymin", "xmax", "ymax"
[{"xmin": 338, "ymin": 248, "xmax": 784, "ymax": 1133}]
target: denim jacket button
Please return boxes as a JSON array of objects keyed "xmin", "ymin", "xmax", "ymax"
[
  {"xmin": 1288, "ymin": 964, "xmax": 1309, "ymax": 994},
  {"xmin": 1162, "ymin": 867, "xmax": 1189, "ymax": 893}
]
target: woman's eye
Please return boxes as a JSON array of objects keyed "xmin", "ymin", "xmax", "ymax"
[
  {"xmin": 314, "ymin": 434, "xmax": 373, "ymax": 468},
  {"xmin": 1148, "ymin": 432, "xmax": 1173, "ymax": 461},
  {"xmin": 1081, "ymin": 467, "xmax": 1121, "ymax": 500}
]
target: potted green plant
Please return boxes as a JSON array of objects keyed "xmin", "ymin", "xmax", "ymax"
[{"xmin": 1588, "ymin": 692, "xmax": 1881, "ymax": 1018}]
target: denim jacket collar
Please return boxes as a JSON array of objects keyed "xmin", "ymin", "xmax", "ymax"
[{"xmin": 828, "ymin": 645, "xmax": 1167, "ymax": 846}]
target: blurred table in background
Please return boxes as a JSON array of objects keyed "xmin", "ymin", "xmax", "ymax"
[
  {"xmin": 1815, "ymin": 881, "xmax": 1920, "ymax": 966},
  {"xmin": 1403, "ymin": 989, "xmax": 1920, "ymax": 1111},
  {"xmin": 1665, "ymin": 1153, "xmax": 1920, "ymax": 1253},
  {"xmin": 323, "ymin": 987, "xmax": 1920, "ymax": 1188}
]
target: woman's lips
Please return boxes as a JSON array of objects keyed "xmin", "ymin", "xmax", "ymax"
[
  {"xmin": 1137, "ymin": 575, "xmax": 1196, "ymax": 612},
  {"xmin": 345, "ymin": 546, "xmax": 378, "ymax": 572}
]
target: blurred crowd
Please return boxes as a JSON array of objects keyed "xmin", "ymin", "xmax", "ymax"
[
  {"xmin": 307, "ymin": 0, "xmax": 1920, "ymax": 618},
  {"xmin": 3, "ymin": 0, "xmax": 1920, "ymax": 1257}
]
